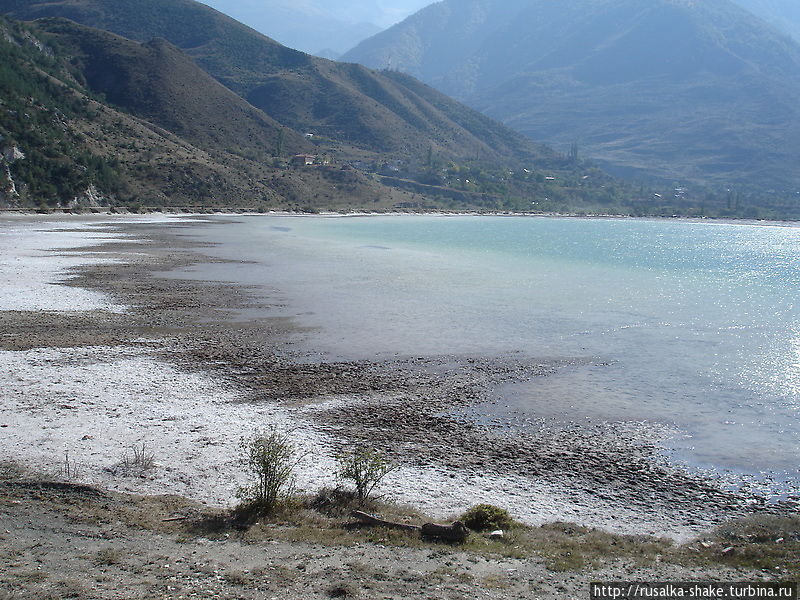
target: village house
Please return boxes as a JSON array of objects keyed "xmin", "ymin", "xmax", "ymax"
[{"xmin": 291, "ymin": 154, "xmax": 316, "ymax": 166}]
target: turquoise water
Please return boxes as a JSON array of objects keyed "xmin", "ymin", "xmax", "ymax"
[{"xmin": 172, "ymin": 215, "xmax": 800, "ymax": 491}]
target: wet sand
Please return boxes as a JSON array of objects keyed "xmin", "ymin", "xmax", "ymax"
[{"xmin": 1, "ymin": 215, "xmax": 795, "ymax": 541}]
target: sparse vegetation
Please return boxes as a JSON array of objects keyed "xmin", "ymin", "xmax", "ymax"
[
  {"xmin": 675, "ymin": 514, "xmax": 800, "ymax": 577},
  {"xmin": 1, "ymin": 463, "xmax": 798, "ymax": 600},
  {"xmin": 93, "ymin": 548, "xmax": 124, "ymax": 566},
  {"xmin": 58, "ymin": 451, "xmax": 80, "ymax": 480},
  {"xmin": 119, "ymin": 442, "xmax": 155, "ymax": 475}
]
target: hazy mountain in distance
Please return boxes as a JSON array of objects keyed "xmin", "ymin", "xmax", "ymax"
[
  {"xmin": 343, "ymin": 0, "xmax": 800, "ymax": 190},
  {"xmin": 198, "ymin": 0, "xmax": 432, "ymax": 57},
  {"xmin": 733, "ymin": 0, "xmax": 800, "ymax": 41}
]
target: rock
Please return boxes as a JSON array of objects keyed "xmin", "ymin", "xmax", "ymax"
[
  {"xmin": 488, "ymin": 530, "xmax": 504, "ymax": 539},
  {"xmin": 2, "ymin": 146, "xmax": 25, "ymax": 163}
]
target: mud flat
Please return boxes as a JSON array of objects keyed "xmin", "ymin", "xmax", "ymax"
[{"xmin": 0, "ymin": 215, "xmax": 795, "ymax": 541}]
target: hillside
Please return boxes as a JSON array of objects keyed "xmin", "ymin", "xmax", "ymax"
[
  {"xmin": 343, "ymin": 0, "xmax": 800, "ymax": 192},
  {"xmin": 2, "ymin": 2, "xmax": 797, "ymax": 218},
  {"xmin": 0, "ymin": 14, "xmax": 629, "ymax": 216},
  {"xmin": 0, "ymin": 0, "xmax": 555, "ymax": 168},
  {"xmin": 35, "ymin": 19, "xmax": 309, "ymax": 157},
  {"xmin": 0, "ymin": 15, "xmax": 418, "ymax": 210}
]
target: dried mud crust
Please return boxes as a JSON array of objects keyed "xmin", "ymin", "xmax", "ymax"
[{"xmin": 4, "ymin": 218, "xmax": 792, "ymax": 531}]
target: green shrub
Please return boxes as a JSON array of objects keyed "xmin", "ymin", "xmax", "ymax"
[
  {"xmin": 460, "ymin": 504, "xmax": 514, "ymax": 532},
  {"xmin": 336, "ymin": 446, "xmax": 398, "ymax": 504},
  {"xmin": 236, "ymin": 427, "xmax": 302, "ymax": 513}
]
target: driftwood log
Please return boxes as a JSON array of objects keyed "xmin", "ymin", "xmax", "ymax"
[
  {"xmin": 350, "ymin": 510, "xmax": 421, "ymax": 532},
  {"xmin": 350, "ymin": 511, "xmax": 469, "ymax": 542},
  {"xmin": 421, "ymin": 520, "xmax": 469, "ymax": 542}
]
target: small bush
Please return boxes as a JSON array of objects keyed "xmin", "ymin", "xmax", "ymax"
[
  {"xmin": 59, "ymin": 451, "xmax": 80, "ymax": 479},
  {"xmin": 120, "ymin": 443, "xmax": 155, "ymax": 474},
  {"xmin": 336, "ymin": 446, "xmax": 398, "ymax": 504},
  {"xmin": 237, "ymin": 426, "xmax": 302, "ymax": 513},
  {"xmin": 461, "ymin": 504, "xmax": 515, "ymax": 532}
]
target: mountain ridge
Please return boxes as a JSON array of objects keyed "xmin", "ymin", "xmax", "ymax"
[
  {"xmin": 343, "ymin": 0, "xmax": 800, "ymax": 191},
  {"xmin": 2, "ymin": 1, "xmax": 797, "ymax": 218},
  {"xmin": 0, "ymin": 15, "xmax": 423, "ymax": 210}
]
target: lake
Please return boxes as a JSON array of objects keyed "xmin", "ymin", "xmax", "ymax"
[{"xmin": 166, "ymin": 215, "xmax": 800, "ymax": 495}]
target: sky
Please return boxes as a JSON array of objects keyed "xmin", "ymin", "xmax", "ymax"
[{"xmin": 201, "ymin": 0, "xmax": 432, "ymax": 29}]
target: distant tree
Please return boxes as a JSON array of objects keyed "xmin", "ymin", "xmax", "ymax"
[
  {"xmin": 568, "ymin": 141, "xmax": 579, "ymax": 163},
  {"xmin": 275, "ymin": 127, "xmax": 284, "ymax": 157}
]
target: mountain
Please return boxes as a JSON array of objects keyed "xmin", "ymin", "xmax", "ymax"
[
  {"xmin": 343, "ymin": 0, "xmax": 800, "ymax": 191},
  {"xmin": 0, "ymin": 0, "xmax": 553, "ymax": 167},
  {"xmin": 37, "ymin": 18, "xmax": 307, "ymax": 155},
  {"xmin": 3, "ymin": 1, "xmax": 796, "ymax": 218},
  {"xmin": 733, "ymin": 0, "xmax": 800, "ymax": 41}
]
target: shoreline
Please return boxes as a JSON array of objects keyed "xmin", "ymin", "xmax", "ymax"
[
  {"xmin": 0, "ymin": 215, "xmax": 796, "ymax": 541},
  {"xmin": 1, "ymin": 209, "xmax": 798, "ymax": 230}
]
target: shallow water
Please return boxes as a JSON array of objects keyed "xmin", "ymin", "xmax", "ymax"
[{"xmin": 165, "ymin": 215, "xmax": 800, "ymax": 493}]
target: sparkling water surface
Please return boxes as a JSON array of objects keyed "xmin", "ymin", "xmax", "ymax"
[{"xmin": 167, "ymin": 215, "xmax": 800, "ymax": 492}]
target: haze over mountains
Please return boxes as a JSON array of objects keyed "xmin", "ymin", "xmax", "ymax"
[
  {"xmin": 344, "ymin": 0, "xmax": 800, "ymax": 191},
  {"xmin": 2, "ymin": 0, "xmax": 799, "ymax": 218},
  {"xmin": 0, "ymin": 0, "xmax": 557, "ymax": 165}
]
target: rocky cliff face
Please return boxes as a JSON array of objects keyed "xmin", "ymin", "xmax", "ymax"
[{"xmin": 0, "ymin": 143, "xmax": 24, "ymax": 205}]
